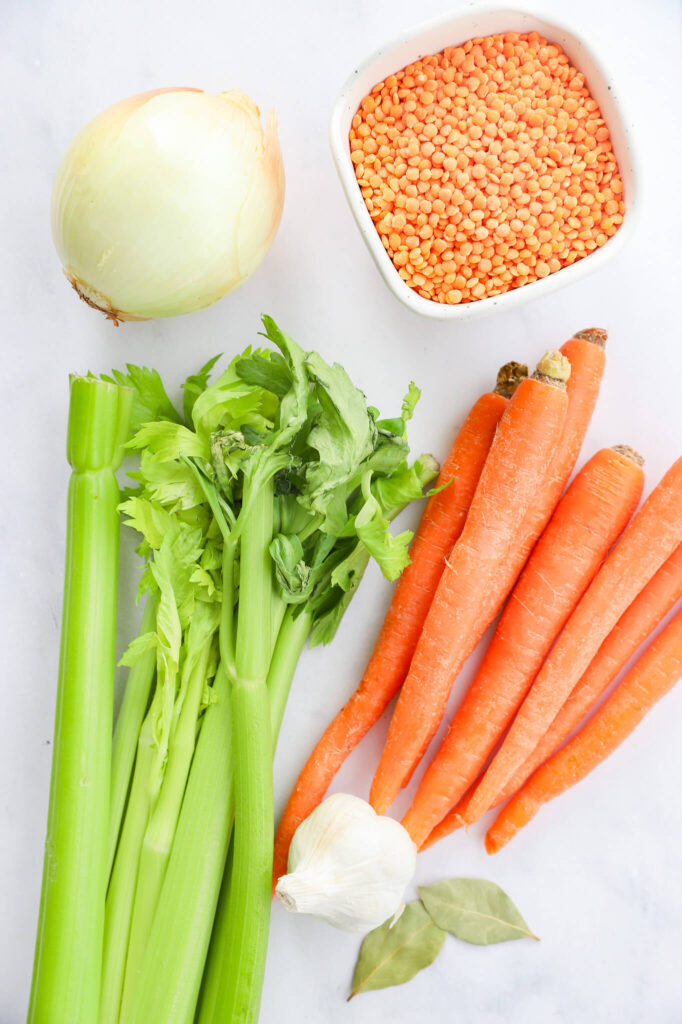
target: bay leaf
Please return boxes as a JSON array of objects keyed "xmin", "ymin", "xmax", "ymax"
[
  {"xmin": 348, "ymin": 901, "xmax": 446, "ymax": 999},
  {"xmin": 418, "ymin": 878, "xmax": 538, "ymax": 945}
]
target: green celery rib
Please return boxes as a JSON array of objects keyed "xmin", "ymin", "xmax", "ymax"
[
  {"xmin": 216, "ymin": 473, "xmax": 274, "ymax": 1024},
  {"xmin": 99, "ymin": 712, "xmax": 156, "ymax": 1024},
  {"xmin": 270, "ymin": 590, "xmax": 288, "ymax": 662},
  {"xmin": 267, "ymin": 606, "xmax": 312, "ymax": 740},
  {"xmin": 196, "ymin": 604, "xmax": 311, "ymax": 1024},
  {"xmin": 219, "ymin": 538, "xmax": 236, "ymax": 679},
  {"xmin": 28, "ymin": 377, "xmax": 132, "ymax": 1024},
  {"xmin": 125, "ymin": 522, "xmax": 242, "ymax": 1023},
  {"xmin": 197, "ymin": 466, "xmax": 437, "ymax": 1023},
  {"xmin": 219, "ymin": 683, "xmax": 273, "ymax": 1022},
  {"xmin": 118, "ymin": 633, "xmax": 214, "ymax": 1017},
  {"xmin": 125, "ymin": 665, "xmax": 234, "ymax": 1024},
  {"xmin": 235, "ymin": 474, "xmax": 274, "ymax": 688},
  {"xmin": 107, "ymin": 591, "xmax": 158, "ymax": 883}
]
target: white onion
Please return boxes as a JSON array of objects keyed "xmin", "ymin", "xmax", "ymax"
[{"xmin": 51, "ymin": 88, "xmax": 284, "ymax": 322}]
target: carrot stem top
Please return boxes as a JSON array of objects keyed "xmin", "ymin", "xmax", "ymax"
[
  {"xmin": 612, "ymin": 445, "xmax": 644, "ymax": 467},
  {"xmin": 573, "ymin": 328, "xmax": 608, "ymax": 347},
  {"xmin": 495, "ymin": 361, "xmax": 528, "ymax": 398},
  {"xmin": 534, "ymin": 351, "xmax": 571, "ymax": 386}
]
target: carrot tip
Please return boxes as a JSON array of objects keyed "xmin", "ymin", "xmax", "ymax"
[
  {"xmin": 573, "ymin": 327, "xmax": 607, "ymax": 346},
  {"xmin": 484, "ymin": 834, "xmax": 499, "ymax": 854}
]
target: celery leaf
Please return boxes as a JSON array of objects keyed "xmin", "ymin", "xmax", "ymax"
[
  {"xmin": 182, "ymin": 355, "xmax": 221, "ymax": 425},
  {"xmin": 103, "ymin": 364, "xmax": 181, "ymax": 434}
]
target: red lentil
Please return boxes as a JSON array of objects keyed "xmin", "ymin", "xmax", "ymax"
[{"xmin": 349, "ymin": 32, "xmax": 624, "ymax": 305}]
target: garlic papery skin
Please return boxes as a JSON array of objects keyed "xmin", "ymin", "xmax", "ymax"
[
  {"xmin": 275, "ymin": 793, "xmax": 417, "ymax": 932},
  {"xmin": 51, "ymin": 88, "xmax": 284, "ymax": 322}
]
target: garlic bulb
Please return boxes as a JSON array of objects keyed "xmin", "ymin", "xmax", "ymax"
[
  {"xmin": 51, "ymin": 88, "xmax": 284, "ymax": 322},
  {"xmin": 275, "ymin": 793, "xmax": 417, "ymax": 932}
]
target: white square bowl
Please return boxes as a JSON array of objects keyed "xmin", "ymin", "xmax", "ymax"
[{"xmin": 329, "ymin": 5, "xmax": 639, "ymax": 321}]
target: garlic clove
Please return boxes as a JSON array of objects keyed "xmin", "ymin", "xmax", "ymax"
[{"xmin": 275, "ymin": 793, "xmax": 417, "ymax": 933}]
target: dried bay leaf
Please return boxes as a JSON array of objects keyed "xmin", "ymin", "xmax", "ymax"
[
  {"xmin": 348, "ymin": 902, "xmax": 446, "ymax": 999},
  {"xmin": 418, "ymin": 878, "xmax": 538, "ymax": 945}
]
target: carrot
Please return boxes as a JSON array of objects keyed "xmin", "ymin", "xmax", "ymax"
[
  {"xmin": 419, "ymin": 786, "xmax": 472, "ymax": 849},
  {"xmin": 270, "ymin": 363, "xmax": 525, "ymax": 887},
  {"xmin": 402, "ymin": 444, "xmax": 645, "ymax": 847},
  {"xmin": 369, "ymin": 326, "xmax": 605, "ymax": 818},
  {"xmin": 369, "ymin": 351, "xmax": 570, "ymax": 816},
  {"xmin": 485, "ymin": 605, "xmax": 682, "ymax": 854},
  {"xmin": 425, "ymin": 545, "xmax": 682, "ymax": 848},
  {"xmin": 464, "ymin": 456, "xmax": 682, "ymax": 826},
  {"xmin": 494, "ymin": 543, "xmax": 682, "ymax": 806},
  {"xmin": 416, "ymin": 328, "xmax": 607, "ymax": 848},
  {"xmin": 513, "ymin": 329, "xmax": 607, "ymax": 565}
]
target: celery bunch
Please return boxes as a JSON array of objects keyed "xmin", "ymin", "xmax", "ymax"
[{"xmin": 29, "ymin": 317, "xmax": 436, "ymax": 1024}]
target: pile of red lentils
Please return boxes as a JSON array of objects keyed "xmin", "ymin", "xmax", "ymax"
[{"xmin": 350, "ymin": 32, "xmax": 624, "ymax": 305}]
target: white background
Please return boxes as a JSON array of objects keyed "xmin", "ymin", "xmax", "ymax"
[{"xmin": 2, "ymin": 0, "xmax": 682, "ymax": 1021}]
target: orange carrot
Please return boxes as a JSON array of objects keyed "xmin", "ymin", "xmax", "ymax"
[
  {"xmin": 402, "ymin": 445, "xmax": 645, "ymax": 847},
  {"xmin": 425, "ymin": 545, "xmax": 682, "ymax": 848},
  {"xmin": 464, "ymin": 456, "xmax": 682, "ymax": 826},
  {"xmin": 369, "ymin": 326, "xmax": 605, "ymax": 817},
  {"xmin": 513, "ymin": 329, "xmax": 607, "ymax": 566},
  {"xmin": 416, "ymin": 328, "xmax": 607, "ymax": 847},
  {"xmin": 369, "ymin": 352, "xmax": 570, "ymax": 815},
  {"xmin": 485, "ymin": 605, "xmax": 682, "ymax": 853},
  {"xmin": 270, "ymin": 363, "xmax": 525, "ymax": 887},
  {"xmin": 494, "ymin": 543, "xmax": 682, "ymax": 805},
  {"xmin": 419, "ymin": 786, "xmax": 472, "ymax": 849}
]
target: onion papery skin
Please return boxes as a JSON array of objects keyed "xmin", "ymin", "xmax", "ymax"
[{"xmin": 51, "ymin": 88, "xmax": 285, "ymax": 321}]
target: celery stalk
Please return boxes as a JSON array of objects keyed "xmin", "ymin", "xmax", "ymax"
[
  {"xmin": 220, "ymin": 684, "xmax": 272, "ymax": 1021},
  {"xmin": 107, "ymin": 592, "xmax": 158, "ymax": 882},
  {"xmin": 124, "ymin": 665, "xmax": 234, "ymax": 1024},
  {"xmin": 99, "ymin": 711, "xmax": 156, "ymax": 1024},
  {"xmin": 125, "ymin": 519, "xmax": 241, "ymax": 1024},
  {"xmin": 197, "ymin": 470, "xmax": 437, "ymax": 1024},
  {"xmin": 267, "ymin": 606, "xmax": 312, "ymax": 740},
  {"xmin": 218, "ymin": 474, "xmax": 275, "ymax": 1024},
  {"xmin": 219, "ymin": 537, "xmax": 237, "ymax": 679},
  {"xmin": 93, "ymin": 322, "xmax": 435, "ymax": 1024},
  {"xmin": 270, "ymin": 590, "xmax": 288, "ymax": 661},
  {"xmin": 119, "ymin": 631, "xmax": 214, "ymax": 1016},
  {"xmin": 28, "ymin": 377, "xmax": 132, "ymax": 1024},
  {"xmin": 197, "ymin": 605, "xmax": 311, "ymax": 1024}
]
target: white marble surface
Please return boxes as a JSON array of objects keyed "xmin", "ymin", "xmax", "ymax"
[{"xmin": 2, "ymin": 0, "xmax": 682, "ymax": 1020}]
